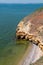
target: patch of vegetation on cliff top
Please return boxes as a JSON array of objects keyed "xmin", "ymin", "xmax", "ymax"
[{"xmin": 36, "ymin": 7, "xmax": 43, "ymax": 12}]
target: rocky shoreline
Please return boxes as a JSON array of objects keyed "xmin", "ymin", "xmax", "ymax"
[{"xmin": 16, "ymin": 8, "xmax": 43, "ymax": 65}]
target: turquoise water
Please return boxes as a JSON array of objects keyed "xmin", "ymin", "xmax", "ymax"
[{"xmin": 0, "ymin": 4, "xmax": 43, "ymax": 65}]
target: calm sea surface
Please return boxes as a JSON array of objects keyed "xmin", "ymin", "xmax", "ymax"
[{"xmin": 0, "ymin": 4, "xmax": 43, "ymax": 44}]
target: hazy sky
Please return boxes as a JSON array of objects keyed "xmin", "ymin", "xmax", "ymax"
[{"xmin": 0, "ymin": 0, "xmax": 43, "ymax": 3}]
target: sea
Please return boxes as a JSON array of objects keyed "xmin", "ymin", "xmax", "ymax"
[
  {"xmin": 0, "ymin": 4, "xmax": 43, "ymax": 45},
  {"xmin": 0, "ymin": 4, "xmax": 43, "ymax": 65}
]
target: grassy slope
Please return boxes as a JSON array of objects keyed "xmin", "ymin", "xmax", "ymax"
[{"xmin": 0, "ymin": 39, "xmax": 30, "ymax": 65}]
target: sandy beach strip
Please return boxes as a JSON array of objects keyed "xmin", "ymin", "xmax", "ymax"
[{"xmin": 18, "ymin": 43, "xmax": 33, "ymax": 65}]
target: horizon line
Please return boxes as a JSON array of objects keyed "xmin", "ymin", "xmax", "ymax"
[{"xmin": 0, "ymin": 3, "xmax": 43, "ymax": 4}]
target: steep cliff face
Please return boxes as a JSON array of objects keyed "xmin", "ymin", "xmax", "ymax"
[{"xmin": 16, "ymin": 8, "xmax": 43, "ymax": 51}]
